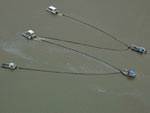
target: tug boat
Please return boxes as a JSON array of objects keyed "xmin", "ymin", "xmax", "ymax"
[
  {"xmin": 130, "ymin": 44, "xmax": 147, "ymax": 54},
  {"xmin": 1, "ymin": 63, "xmax": 17, "ymax": 70},
  {"xmin": 46, "ymin": 6, "xmax": 59, "ymax": 14},
  {"xmin": 121, "ymin": 69, "xmax": 136, "ymax": 78},
  {"xmin": 22, "ymin": 30, "xmax": 36, "ymax": 40}
]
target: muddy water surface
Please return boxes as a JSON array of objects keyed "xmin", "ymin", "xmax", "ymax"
[{"xmin": 0, "ymin": 0, "xmax": 150, "ymax": 113}]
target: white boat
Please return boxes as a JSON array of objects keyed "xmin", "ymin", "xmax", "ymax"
[
  {"xmin": 22, "ymin": 30, "xmax": 36, "ymax": 40},
  {"xmin": 121, "ymin": 69, "xmax": 136, "ymax": 78},
  {"xmin": 130, "ymin": 44, "xmax": 147, "ymax": 54},
  {"xmin": 1, "ymin": 63, "xmax": 17, "ymax": 70},
  {"xmin": 46, "ymin": 6, "xmax": 59, "ymax": 14}
]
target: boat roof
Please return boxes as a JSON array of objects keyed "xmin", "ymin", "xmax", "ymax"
[
  {"xmin": 129, "ymin": 70, "xmax": 135, "ymax": 74},
  {"xmin": 49, "ymin": 6, "xmax": 57, "ymax": 10},
  {"xmin": 9, "ymin": 63, "xmax": 16, "ymax": 66},
  {"xmin": 28, "ymin": 30, "xmax": 34, "ymax": 34},
  {"xmin": 137, "ymin": 46, "xmax": 143, "ymax": 49},
  {"xmin": 9, "ymin": 63, "xmax": 14, "ymax": 65}
]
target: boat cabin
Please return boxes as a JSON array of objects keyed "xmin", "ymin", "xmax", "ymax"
[
  {"xmin": 46, "ymin": 6, "xmax": 59, "ymax": 14},
  {"xmin": 22, "ymin": 30, "xmax": 36, "ymax": 40}
]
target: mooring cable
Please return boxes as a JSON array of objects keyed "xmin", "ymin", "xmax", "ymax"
[
  {"xmin": 61, "ymin": 14, "xmax": 130, "ymax": 48},
  {"xmin": 43, "ymin": 36, "xmax": 129, "ymax": 51},
  {"xmin": 18, "ymin": 67, "xmax": 120, "ymax": 76},
  {"xmin": 40, "ymin": 39, "xmax": 121, "ymax": 72}
]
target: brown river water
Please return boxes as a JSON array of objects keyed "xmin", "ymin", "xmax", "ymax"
[{"xmin": 0, "ymin": 0, "xmax": 150, "ymax": 113}]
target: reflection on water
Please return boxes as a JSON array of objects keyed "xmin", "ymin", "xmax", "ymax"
[{"xmin": 0, "ymin": 41, "xmax": 32, "ymax": 60}]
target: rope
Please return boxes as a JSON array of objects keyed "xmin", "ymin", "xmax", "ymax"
[
  {"xmin": 41, "ymin": 39, "xmax": 121, "ymax": 72},
  {"xmin": 44, "ymin": 36, "xmax": 129, "ymax": 51},
  {"xmin": 62, "ymin": 14, "xmax": 129, "ymax": 48},
  {"xmin": 18, "ymin": 67, "xmax": 120, "ymax": 76}
]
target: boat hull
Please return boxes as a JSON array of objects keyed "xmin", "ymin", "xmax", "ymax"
[
  {"xmin": 121, "ymin": 69, "xmax": 136, "ymax": 78},
  {"xmin": 130, "ymin": 46, "xmax": 147, "ymax": 54},
  {"xmin": 46, "ymin": 9, "xmax": 59, "ymax": 15},
  {"xmin": 22, "ymin": 33, "xmax": 36, "ymax": 40},
  {"xmin": 1, "ymin": 63, "xmax": 17, "ymax": 70}
]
